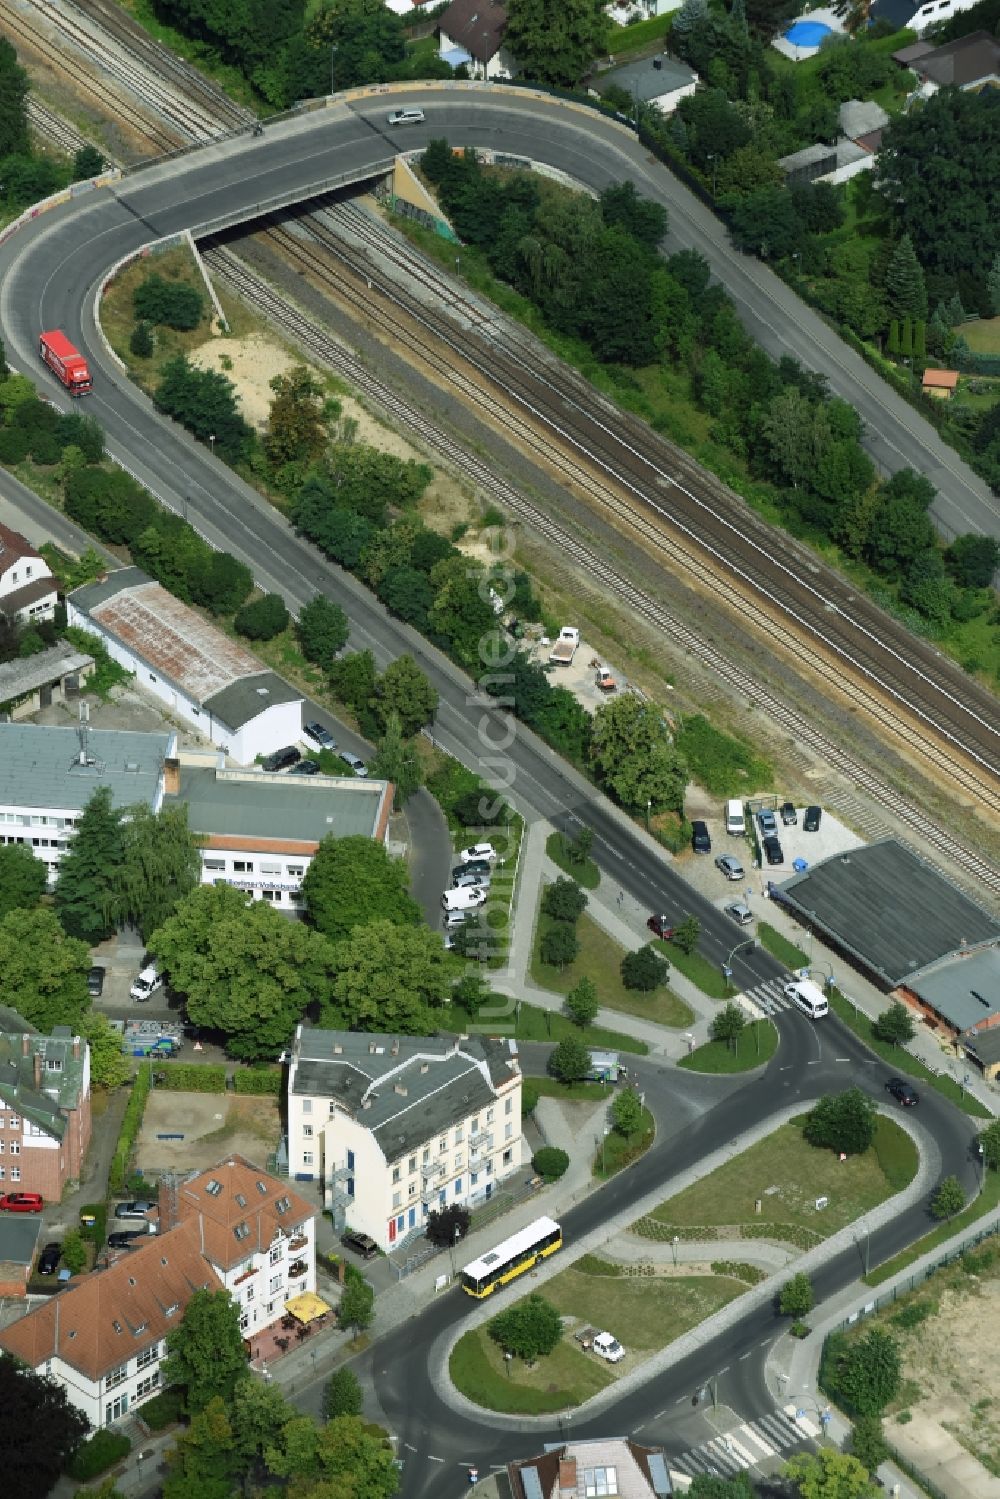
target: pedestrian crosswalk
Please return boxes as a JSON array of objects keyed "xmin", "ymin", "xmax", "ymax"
[
  {"xmin": 737, "ymin": 978, "xmax": 800, "ymax": 1019},
  {"xmin": 671, "ymin": 1409, "xmax": 816, "ymax": 1479}
]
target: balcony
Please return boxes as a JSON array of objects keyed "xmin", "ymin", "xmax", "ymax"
[
  {"xmin": 421, "ymin": 1160, "xmax": 444, "ymax": 1184},
  {"xmin": 469, "ymin": 1132, "xmax": 493, "ymax": 1155},
  {"xmin": 288, "ymin": 1260, "xmax": 308, "ymax": 1280},
  {"xmin": 288, "ymin": 1234, "xmax": 308, "ymax": 1252}
]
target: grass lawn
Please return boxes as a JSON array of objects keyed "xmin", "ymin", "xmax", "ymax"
[
  {"xmin": 828, "ymin": 991, "xmax": 991, "ymax": 1119},
  {"xmin": 543, "ymin": 1264, "xmax": 746, "ymax": 1351},
  {"xmin": 866, "ymin": 1168, "xmax": 1000, "ymax": 1285},
  {"xmin": 532, "ymin": 910, "xmax": 695, "ymax": 1028},
  {"xmin": 449, "ymin": 1325, "xmax": 612, "ymax": 1414},
  {"xmin": 450, "ymin": 1001, "xmax": 648, "ymax": 1055},
  {"xmin": 957, "ymin": 316, "xmax": 1000, "ymax": 355},
  {"xmin": 546, "ymin": 831, "xmax": 600, "ymax": 889},
  {"xmin": 594, "ymin": 1107, "xmax": 655, "ymax": 1179},
  {"xmin": 523, "ymin": 1075, "xmax": 611, "ymax": 1105},
  {"xmin": 654, "ymin": 938, "xmax": 730, "ymax": 999},
  {"xmin": 679, "ymin": 1020, "xmax": 778, "ymax": 1074},
  {"xmin": 642, "ymin": 1117, "xmax": 916, "ymax": 1244},
  {"xmin": 757, "ymin": 922, "xmax": 809, "ymax": 970}
]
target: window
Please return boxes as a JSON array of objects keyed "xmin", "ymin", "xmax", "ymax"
[
  {"xmin": 302, "ymin": 1125, "xmax": 313, "ymax": 1138},
  {"xmin": 261, "ymin": 862, "xmax": 282, "ymax": 875},
  {"xmin": 0, "ymin": 1168, "xmax": 5, "ymax": 1180},
  {"xmin": 454, "ymin": 1178, "xmax": 462, "ymax": 1195},
  {"xmin": 584, "ymin": 1466, "xmax": 619, "ymax": 1498},
  {"xmin": 136, "ymin": 1345, "xmax": 158, "ymax": 1371},
  {"xmin": 9, "ymin": 1142, "xmax": 19, "ymax": 1155},
  {"xmin": 504, "ymin": 1123, "xmax": 512, "ymax": 1141},
  {"xmin": 302, "ymin": 1152, "xmax": 313, "ymax": 1166},
  {"xmin": 246, "ymin": 1286, "xmax": 255, "ymax": 1302},
  {"xmin": 486, "ymin": 1108, "xmax": 494, "ymax": 1123},
  {"xmin": 408, "ymin": 1156, "xmax": 417, "ymax": 1174},
  {"xmin": 408, "ymin": 1183, "xmax": 416, "ymax": 1199},
  {"xmin": 302, "ymin": 1099, "xmax": 312, "ymax": 1114},
  {"xmin": 9, "ymin": 1116, "xmax": 18, "ymax": 1129},
  {"xmin": 347, "ymin": 1150, "xmax": 355, "ymax": 1171},
  {"xmin": 11, "ymin": 1167, "xmax": 19, "ymax": 1181},
  {"xmin": 106, "ymin": 1364, "xmax": 128, "ymax": 1391},
  {"xmin": 287, "ymin": 865, "xmax": 304, "ymax": 877},
  {"xmin": 262, "ymin": 889, "xmax": 278, "ymax": 901},
  {"xmin": 270, "ymin": 1275, "xmax": 282, "ymax": 1293},
  {"xmin": 438, "ymin": 1138, "xmax": 446, "ymax": 1154},
  {"xmin": 105, "ymin": 1393, "xmax": 129, "ymax": 1422},
  {"xmin": 470, "ymin": 1172, "xmax": 478, "ymax": 1186},
  {"xmin": 233, "ymin": 860, "xmax": 254, "ymax": 873},
  {"xmin": 392, "ymin": 1191, "xmax": 401, "ymax": 1209},
  {"xmin": 470, "ymin": 1119, "xmax": 479, "ymax": 1136},
  {"xmin": 505, "ymin": 1097, "xmax": 513, "ymax": 1115},
  {"xmin": 502, "ymin": 1149, "xmax": 512, "ymax": 1166},
  {"xmin": 204, "ymin": 859, "xmax": 225, "ymax": 872},
  {"xmin": 136, "ymin": 1373, "xmax": 159, "ymax": 1401},
  {"xmin": 422, "ymin": 1147, "xmax": 430, "ymax": 1164},
  {"xmin": 454, "ymin": 1127, "xmax": 463, "ymax": 1145},
  {"xmin": 392, "ymin": 1165, "xmax": 401, "ymax": 1184}
]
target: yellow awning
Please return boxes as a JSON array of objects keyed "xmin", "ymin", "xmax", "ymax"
[{"xmin": 285, "ymin": 1291, "xmax": 330, "ymax": 1323}]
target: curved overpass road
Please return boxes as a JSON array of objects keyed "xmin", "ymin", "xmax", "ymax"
[{"xmin": 371, "ymin": 1014, "xmax": 979, "ymax": 1498}]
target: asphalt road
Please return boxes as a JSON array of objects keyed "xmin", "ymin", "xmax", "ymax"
[{"xmin": 368, "ymin": 1013, "xmax": 980, "ymax": 1498}]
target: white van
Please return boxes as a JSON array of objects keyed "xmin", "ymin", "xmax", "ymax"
[
  {"xmin": 441, "ymin": 887, "xmax": 487, "ymax": 912},
  {"xmin": 725, "ymin": 799, "xmax": 746, "ymax": 837},
  {"xmin": 130, "ymin": 964, "xmax": 163, "ymax": 1002},
  {"xmin": 784, "ymin": 977, "xmax": 828, "ymax": 1019}
]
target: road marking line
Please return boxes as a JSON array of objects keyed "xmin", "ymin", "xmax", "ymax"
[
  {"xmin": 740, "ymin": 1425, "xmax": 777, "ymax": 1458},
  {"xmin": 404, "ymin": 1443, "xmax": 417, "ymax": 1451},
  {"xmin": 739, "ymin": 1351, "xmax": 753, "ymax": 1360},
  {"xmin": 726, "ymin": 1436, "xmax": 758, "ymax": 1467},
  {"xmin": 428, "ymin": 1455, "xmax": 445, "ymax": 1463}
]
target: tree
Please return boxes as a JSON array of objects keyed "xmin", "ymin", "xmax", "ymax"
[
  {"xmin": 785, "ymin": 1449, "xmax": 875, "ymax": 1499},
  {"xmin": 0, "ymin": 841, "xmax": 46, "ymax": 918},
  {"xmin": 779, "ymin": 1272, "xmax": 814, "ymax": 1319},
  {"xmin": 0, "ymin": 1351, "xmax": 89, "ymax": 1499},
  {"xmin": 930, "ymin": 1174, "xmax": 965, "ymax": 1220},
  {"xmin": 302, "ymin": 835, "xmax": 420, "ymax": 941},
  {"xmin": 0, "ymin": 39, "xmax": 30, "ymax": 160},
  {"xmin": 548, "ymin": 1033, "xmax": 592, "ymax": 1083},
  {"xmin": 234, "ymin": 592, "xmax": 289, "ymax": 640},
  {"xmin": 503, "ymin": 0, "xmax": 608, "ymax": 86},
  {"xmin": 79, "ymin": 1011, "xmax": 131, "ymax": 1090},
  {"xmin": 621, "ymin": 943, "xmax": 669, "ymax": 992},
  {"xmin": 129, "ymin": 321, "xmax": 154, "ymax": 358},
  {"xmin": 323, "ymin": 1367, "xmax": 363, "ymax": 1419},
  {"xmin": 591, "ymin": 694, "xmax": 687, "ymax": 813},
  {"xmin": 945, "ymin": 533, "xmax": 1000, "ymax": 588},
  {"xmin": 60, "ymin": 1228, "xmax": 87, "ymax": 1276},
  {"xmin": 540, "ymin": 922, "xmax": 580, "ymax": 969},
  {"xmin": 804, "ymin": 1088, "xmax": 877, "ymax": 1156},
  {"xmin": 851, "ymin": 1416, "xmax": 889, "ymax": 1476},
  {"xmin": 163, "ymin": 1396, "xmax": 239, "ymax": 1499},
  {"xmin": 832, "ymin": 1327, "xmax": 901, "ymax": 1416},
  {"xmin": 979, "ymin": 1118, "xmax": 1000, "ymax": 1171},
  {"xmin": 612, "ymin": 1086, "xmax": 644, "ymax": 1136},
  {"xmin": 326, "ymin": 920, "xmax": 453, "ymax": 1032},
  {"xmin": 600, "ymin": 181, "xmax": 667, "ymax": 249},
  {"xmin": 570, "ymin": 825, "xmax": 594, "ymax": 865},
  {"xmin": 133, "ymin": 275, "xmax": 204, "ymax": 331},
  {"xmin": 53, "ymin": 785, "xmax": 122, "ymax": 942},
  {"xmin": 372, "ymin": 654, "xmax": 438, "ymax": 737},
  {"xmin": 369, "ymin": 711, "xmax": 423, "ymax": 808},
  {"xmin": 111, "ymin": 803, "xmax": 201, "ymax": 941},
  {"xmin": 154, "ymin": 354, "xmax": 254, "ymax": 464},
  {"xmin": 0, "ymin": 908, "xmax": 90, "ymax": 1032},
  {"xmin": 425, "ymin": 1203, "xmax": 471, "ymax": 1248},
  {"xmin": 566, "ymin": 975, "xmax": 599, "ymax": 1027},
  {"xmin": 488, "ymin": 1293, "xmax": 563, "ymax": 1360},
  {"xmin": 163, "ymin": 1289, "xmax": 247, "ymax": 1415},
  {"xmin": 884, "ymin": 234, "xmax": 928, "ymax": 322},
  {"xmin": 73, "ymin": 143, "xmax": 103, "ymax": 179},
  {"xmin": 541, "ymin": 877, "xmax": 588, "ymax": 923},
  {"xmin": 339, "ymin": 1276, "xmax": 375, "ymax": 1337},
  {"xmin": 672, "ymin": 914, "xmax": 701, "ymax": 956},
  {"xmin": 296, "ymin": 594, "xmax": 349, "ymax": 667},
  {"xmin": 711, "ymin": 1002, "xmax": 746, "ymax": 1050},
  {"xmin": 328, "ymin": 650, "xmax": 378, "ymax": 717},
  {"xmin": 532, "ymin": 1146, "xmax": 570, "ymax": 1181},
  {"xmin": 871, "ymin": 1001, "xmax": 915, "ymax": 1047},
  {"xmin": 265, "ymin": 366, "xmax": 327, "ymax": 470},
  {"xmin": 150, "ymin": 883, "xmax": 337, "ymax": 1060}
]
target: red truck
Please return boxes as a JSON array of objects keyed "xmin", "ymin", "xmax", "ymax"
[{"xmin": 39, "ymin": 329, "xmax": 92, "ymax": 396}]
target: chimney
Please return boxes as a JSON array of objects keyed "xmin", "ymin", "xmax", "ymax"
[
  {"xmin": 369, "ymin": 1042, "xmax": 377, "ymax": 1055},
  {"xmin": 158, "ymin": 1174, "xmax": 181, "ymax": 1234},
  {"xmin": 390, "ymin": 1038, "xmax": 399, "ymax": 1056},
  {"xmin": 21, "ymin": 1034, "xmax": 30, "ymax": 1057},
  {"xmin": 163, "ymin": 757, "xmax": 181, "ymax": 795},
  {"xmin": 73, "ymin": 1037, "xmax": 81, "ymax": 1060},
  {"xmin": 362, "ymin": 1097, "xmax": 372, "ymax": 1110},
  {"xmin": 33, "ymin": 1053, "xmax": 41, "ymax": 1089},
  {"xmin": 559, "ymin": 1458, "xmax": 577, "ymax": 1493},
  {"xmin": 653, "ymin": 56, "xmax": 662, "ymax": 68},
  {"xmin": 420, "ymin": 1063, "xmax": 429, "ymax": 1075},
  {"xmin": 333, "ymin": 1043, "xmax": 343, "ymax": 1054},
  {"xmin": 394, "ymin": 1083, "xmax": 407, "ymax": 1097}
]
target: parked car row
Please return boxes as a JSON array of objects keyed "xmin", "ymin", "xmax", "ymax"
[
  {"xmin": 441, "ymin": 845, "xmax": 498, "ymax": 929},
  {"xmin": 261, "ymin": 740, "xmax": 368, "ymax": 777}
]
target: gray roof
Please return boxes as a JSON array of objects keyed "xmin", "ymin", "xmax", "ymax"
[
  {"xmin": 292, "ymin": 1029, "xmax": 519, "ymax": 1162},
  {"xmin": 776, "ymin": 840, "xmax": 1000, "ymax": 988},
  {"xmin": 0, "ymin": 1216, "xmax": 42, "ymax": 1268},
  {"xmin": 0, "ymin": 1024, "xmax": 87, "ymax": 1142},
  {"xmin": 0, "ymin": 644, "xmax": 93, "ymax": 706},
  {"xmin": 961, "ymin": 1023, "xmax": 1000, "ymax": 1067},
  {"xmin": 69, "ymin": 565, "xmax": 147, "ymax": 614},
  {"xmin": 178, "ymin": 764, "xmax": 390, "ymax": 843},
  {"xmin": 779, "ymin": 143, "xmax": 838, "ymax": 174},
  {"xmin": 597, "ymin": 55, "xmax": 697, "ymax": 103},
  {"xmin": 838, "ymin": 99, "xmax": 889, "ymax": 139},
  {"xmin": 0, "ymin": 723, "xmax": 169, "ymax": 813},
  {"xmin": 203, "ymin": 672, "xmax": 301, "ymax": 731},
  {"xmin": 910, "ymin": 947, "xmax": 1000, "ymax": 1032}
]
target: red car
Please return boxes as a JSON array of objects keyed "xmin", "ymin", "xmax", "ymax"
[
  {"xmin": 0, "ymin": 1192, "xmax": 43, "ymax": 1213},
  {"xmin": 647, "ymin": 915, "xmax": 674, "ymax": 941}
]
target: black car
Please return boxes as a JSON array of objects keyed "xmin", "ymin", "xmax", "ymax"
[
  {"xmin": 691, "ymin": 820, "xmax": 712, "ymax": 854},
  {"xmin": 885, "ymin": 1076, "xmax": 918, "ymax": 1107},
  {"xmin": 452, "ymin": 861, "xmax": 490, "ymax": 880},
  {"xmin": 87, "ymin": 965, "xmax": 105, "ymax": 997},
  {"xmin": 261, "ymin": 745, "xmax": 301, "ymax": 773},
  {"xmin": 803, "ymin": 805, "xmax": 822, "ymax": 832},
  {"xmin": 289, "ymin": 758, "xmax": 321, "ymax": 776},
  {"xmin": 37, "ymin": 1242, "xmax": 61, "ymax": 1275},
  {"xmin": 780, "ymin": 802, "xmax": 797, "ymax": 826},
  {"xmin": 763, "ymin": 836, "xmax": 784, "ymax": 866},
  {"xmin": 341, "ymin": 1230, "xmax": 379, "ymax": 1260},
  {"xmin": 107, "ymin": 1230, "xmax": 147, "ymax": 1249}
]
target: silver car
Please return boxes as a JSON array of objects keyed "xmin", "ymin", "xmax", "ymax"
[
  {"xmin": 715, "ymin": 854, "xmax": 745, "ymax": 881},
  {"xmin": 339, "ymin": 751, "xmax": 368, "ymax": 778},
  {"xmin": 725, "ymin": 901, "xmax": 754, "ymax": 927}
]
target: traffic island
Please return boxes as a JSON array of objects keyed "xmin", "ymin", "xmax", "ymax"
[{"xmin": 678, "ymin": 1019, "xmax": 778, "ymax": 1074}]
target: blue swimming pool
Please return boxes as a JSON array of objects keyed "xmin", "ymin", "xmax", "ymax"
[{"xmin": 785, "ymin": 18, "xmax": 832, "ymax": 44}]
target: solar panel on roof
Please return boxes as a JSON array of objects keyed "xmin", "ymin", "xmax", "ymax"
[{"xmin": 520, "ymin": 1466, "xmax": 544, "ymax": 1499}]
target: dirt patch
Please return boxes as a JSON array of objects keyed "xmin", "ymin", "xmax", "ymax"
[{"xmin": 136, "ymin": 1091, "xmax": 281, "ymax": 1176}]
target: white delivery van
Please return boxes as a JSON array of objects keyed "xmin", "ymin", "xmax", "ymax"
[
  {"xmin": 441, "ymin": 887, "xmax": 487, "ymax": 912},
  {"xmin": 783, "ymin": 977, "xmax": 828, "ymax": 1019},
  {"xmin": 725, "ymin": 799, "xmax": 746, "ymax": 836},
  {"xmin": 130, "ymin": 964, "xmax": 163, "ymax": 1002}
]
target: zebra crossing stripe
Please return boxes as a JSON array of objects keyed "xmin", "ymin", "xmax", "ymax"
[
  {"xmin": 702, "ymin": 1442, "xmax": 742, "ymax": 1476},
  {"xmin": 736, "ymin": 993, "xmax": 765, "ymax": 1020},
  {"xmin": 757, "ymin": 1413, "xmax": 801, "ymax": 1447},
  {"xmin": 739, "ymin": 1424, "xmax": 778, "ymax": 1458},
  {"xmin": 723, "ymin": 1436, "xmax": 759, "ymax": 1468},
  {"xmin": 795, "ymin": 1414, "xmax": 821, "ymax": 1439}
]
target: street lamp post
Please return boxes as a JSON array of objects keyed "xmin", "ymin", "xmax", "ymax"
[
  {"xmin": 646, "ymin": 798, "xmax": 651, "ymax": 830},
  {"xmin": 671, "ymin": 1234, "xmax": 679, "ymax": 1267},
  {"xmin": 208, "ymin": 434, "xmax": 216, "ymax": 457},
  {"xmin": 449, "ymin": 1223, "xmax": 461, "ymax": 1278}
]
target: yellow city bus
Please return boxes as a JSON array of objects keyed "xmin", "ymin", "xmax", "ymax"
[{"xmin": 459, "ymin": 1215, "xmax": 562, "ymax": 1297}]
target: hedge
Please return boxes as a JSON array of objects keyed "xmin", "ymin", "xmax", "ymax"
[
  {"xmin": 109, "ymin": 1068, "xmax": 151, "ymax": 1194},
  {"xmin": 137, "ymin": 1386, "xmax": 184, "ymax": 1431},
  {"xmin": 234, "ymin": 1066, "xmax": 282, "ymax": 1094},
  {"xmin": 68, "ymin": 1429, "xmax": 131, "ymax": 1480},
  {"xmin": 155, "ymin": 1063, "xmax": 227, "ymax": 1092}
]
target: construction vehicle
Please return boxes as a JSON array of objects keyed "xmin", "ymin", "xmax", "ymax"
[
  {"xmin": 39, "ymin": 330, "xmax": 92, "ymax": 395},
  {"xmin": 595, "ymin": 666, "xmax": 617, "ymax": 692},
  {"xmin": 124, "ymin": 1035, "xmax": 180, "ymax": 1059},
  {"xmin": 549, "ymin": 626, "xmax": 580, "ymax": 665}
]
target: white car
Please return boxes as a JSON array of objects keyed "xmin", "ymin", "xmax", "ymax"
[
  {"xmin": 130, "ymin": 964, "xmax": 163, "ymax": 1002},
  {"xmin": 386, "ymin": 108, "xmax": 425, "ymax": 126},
  {"xmin": 442, "ymin": 887, "xmax": 488, "ymax": 912},
  {"xmin": 591, "ymin": 1331, "xmax": 625, "ymax": 1363},
  {"xmin": 459, "ymin": 842, "xmax": 496, "ymax": 865}
]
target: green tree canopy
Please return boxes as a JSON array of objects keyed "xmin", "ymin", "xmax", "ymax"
[
  {"xmin": 828, "ymin": 1327, "xmax": 901, "ymax": 1416},
  {"xmin": 53, "ymin": 784, "xmax": 122, "ymax": 943},
  {"xmin": 779, "ymin": 1271, "xmax": 814, "ymax": 1318},
  {"xmin": 301, "ymin": 835, "xmax": 420, "ymax": 940},
  {"xmin": 339, "ymin": 1277, "xmax": 375, "ymax": 1337},
  {"xmin": 150, "ymin": 883, "xmax": 337, "ymax": 1059},
  {"xmin": 369, "ymin": 711, "xmax": 423, "ymax": 809},
  {"xmin": 591, "ymin": 694, "xmax": 687, "ymax": 813},
  {"xmin": 804, "ymin": 1087, "xmax": 876, "ymax": 1156},
  {"xmin": 540, "ymin": 921, "xmax": 580, "ymax": 969},
  {"xmin": 785, "ymin": 1449, "xmax": 875, "ymax": 1499},
  {"xmin": 0, "ymin": 1351, "xmax": 89, "ymax": 1499},
  {"xmin": 612, "ymin": 1086, "xmax": 644, "ymax": 1136},
  {"xmin": 0, "ymin": 39, "xmax": 30, "ymax": 159},
  {"xmin": 234, "ymin": 593, "xmax": 289, "ymax": 641},
  {"xmin": 163, "ymin": 1395, "xmax": 240, "ymax": 1499},
  {"xmin": 548, "ymin": 1033, "xmax": 592, "ymax": 1082},
  {"xmin": 80, "ymin": 1011, "xmax": 132, "ymax": 1089},
  {"xmin": 265, "ymin": 366, "xmax": 327, "ymax": 470},
  {"xmin": 324, "ymin": 920, "xmax": 453, "ymax": 1032},
  {"xmin": 980, "ymin": 1118, "xmax": 1000, "ymax": 1171},
  {"xmin": 0, "ymin": 907, "xmax": 91, "ymax": 1032},
  {"xmin": 503, "ymin": 0, "xmax": 608, "ymax": 85},
  {"xmin": 850, "ymin": 1416, "xmax": 889, "ymax": 1477},
  {"xmin": 565, "ymin": 975, "xmax": 599, "ymax": 1027},
  {"xmin": 621, "ymin": 943, "xmax": 669, "ymax": 992},
  {"xmin": 930, "ymin": 1175, "xmax": 965, "ymax": 1220},
  {"xmin": 884, "ymin": 234, "xmax": 928, "ymax": 322},
  {"xmin": 0, "ymin": 841, "xmax": 47, "ymax": 919},
  {"xmin": 295, "ymin": 593, "xmax": 349, "ymax": 668},
  {"xmin": 541, "ymin": 877, "xmax": 587, "ymax": 923},
  {"xmin": 111, "ymin": 803, "xmax": 201, "ymax": 941},
  {"xmin": 488, "ymin": 1293, "xmax": 563, "ymax": 1359},
  {"xmin": 373, "ymin": 654, "xmax": 438, "ymax": 737},
  {"xmin": 163, "ymin": 1289, "xmax": 247, "ymax": 1415},
  {"xmin": 323, "ymin": 1367, "xmax": 363, "ymax": 1419},
  {"xmin": 871, "ymin": 1001, "xmax": 915, "ymax": 1047},
  {"xmin": 711, "ymin": 1002, "xmax": 746, "ymax": 1049}
]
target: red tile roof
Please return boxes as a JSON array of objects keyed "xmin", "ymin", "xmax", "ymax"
[
  {"xmin": 0, "ymin": 522, "xmax": 42, "ymax": 572},
  {"xmin": 169, "ymin": 1155, "xmax": 314, "ymax": 1272}
]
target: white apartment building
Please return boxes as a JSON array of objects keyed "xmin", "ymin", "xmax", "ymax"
[
  {"xmin": 288, "ymin": 1028, "xmax": 524, "ymax": 1251},
  {"xmin": 0, "ymin": 1157, "xmax": 315, "ymax": 1429}
]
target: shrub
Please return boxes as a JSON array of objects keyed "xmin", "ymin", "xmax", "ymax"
[
  {"xmin": 532, "ymin": 1146, "xmax": 570, "ymax": 1181},
  {"xmin": 30, "ymin": 432, "xmax": 62, "ymax": 465},
  {"xmin": 522, "ymin": 1078, "xmax": 541, "ymax": 1115},
  {"xmin": 426, "ymin": 1204, "xmax": 471, "ymax": 1247},
  {"xmin": 323, "ymin": 1367, "xmax": 363, "ymax": 1418},
  {"xmin": 0, "ymin": 426, "xmax": 29, "ymax": 464},
  {"xmin": 892, "ymin": 1300, "xmax": 935, "ymax": 1329},
  {"xmin": 621, "ymin": 944, "xmax": 669, "ymax": 991},
  {"xmin": 109, "ymin": 1067, "xmax": 151, "ymax": 1194},
  {"xmin": 138, "ymin": 1387, "xmax": 184, "ymax": 1431},
  {"xmin": 60, "ymin": 1228, "xmax": 87, "ymax": 1275},
  {"xmin": 804, "ymin": 1087, "xmax": 876, "ymax": 1156},
  {"xmin": 133, "ymin": 273, "xmax": 204, "ymax": 331},
  {"xmin": 130, "ymin": 321, "xmax": 154, "ymax": 358},
  {"xmin": 233, "ymin": 1066, "xmax": 281, "ymax": 1094},
  {"xmin": 540, "ymin": 922, "xmax": 579, "ymax": 969},
  {"xmin": 68, "ymin": 1429, "xmax": 131, "ymax": 1481},
  {"xmin": 155, "ymin": 1064, "xmax": 226, "ymax": 1092},
  {"xmin": 234, "ymin": 592, "xmax": 289, "ymax": 640}
]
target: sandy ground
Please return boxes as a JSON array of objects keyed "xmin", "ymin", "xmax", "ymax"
[{"xmin": 136, "ymin": 1091, "xmax": 281, "ymax": 1176}]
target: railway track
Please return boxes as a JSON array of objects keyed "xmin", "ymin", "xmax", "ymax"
[
  {"xmin": 203, "ymin": 238, "xmax": 1000, "ymax": 896},
  {"xmin": 250, "ymin": 207, "xmax": 1000, "ymax": 807},
  {"xmin": 26, "ymin": 97, "xmax": 92, "ymax": 157}
]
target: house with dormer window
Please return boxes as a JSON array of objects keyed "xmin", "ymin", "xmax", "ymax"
[{"xmin": 0, "ymin": 522, "xmax": 58, "ymax": 626}]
